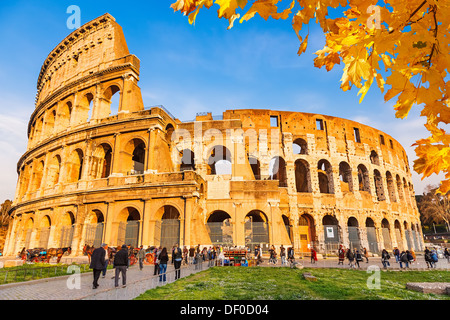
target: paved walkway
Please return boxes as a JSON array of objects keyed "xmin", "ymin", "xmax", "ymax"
[{"xmin": 0, "ymin": 254, "xmax": 448, "ymax": 300}]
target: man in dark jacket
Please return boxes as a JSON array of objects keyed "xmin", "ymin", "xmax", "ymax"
[
  {"xmin": 114, "ymin": 244, "xmax": 129, "ymax": 288},
  {"xmin": 90, "ymin": 243, "xmax": 107, "ymax": 289},
  {"xmin": 172, "ymin": 243, "xmax": 183, "ymax": 280}
]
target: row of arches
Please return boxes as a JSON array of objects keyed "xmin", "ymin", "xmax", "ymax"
[
  {"xmin": 18, "ymin": 137, "xmax": 146, "ymax": 199},
  {"xmin": 29, "ymin": 84, "xmax": 121, "ymax": 147},
  {"xmin": 177, "ymin": 144, "xmax": 414, "ymax": 203}
]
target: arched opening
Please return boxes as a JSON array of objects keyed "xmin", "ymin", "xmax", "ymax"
[
  {"xmin": 411, "ymin": 223, "xmax": 420, "ymax": 251},
  {"xmin": 245, "ymin": 210, "xmax": 269, "ymax": 252},
  {"xmin": 295, "ymin": 159, "xmax": 311, "ymax": 192},
  {"xmin": 38, "ymin": 215, "xmax": 51, "ymax": 249},
  {"xmin": 396, "ymin": 175, "xmax": 404, "ymax": 201},
  {"xmin": 103, "ymin": 85, "xmax": 121, "ymax": 117},
  {"xmin": 323, "ymin": 215, "xmax": 340, "ymax": 251},
  {"xmin": 347, "ymin": 217, "xmax": 360, "ymax": 250},
  {"xmin": 46, "ymin": 155, "xmax": 61, "ymax": 188},
  {"xmin": 165, "ymin": 124, "xmax": 175, "ymax": 143},
  {"xmin": 31, "ymin": 160, "xmax": 45, "ymax": 193},
  {"xmin": 59, "ymin": 211, "xmax": 75, "ymax": 248},
  {"xmin": 292, "ymin": 138, "xmax": 308, "ymax": 155},
  {"xmin": 339, "ymin": 161, "xmax": 353, "ymax": 192},
  {"xmin": 381, "ymin": 218, "xmax": 392, "ymax": 250},
  {"xmin": 206, "ymin": 211, "xmax": 233, "ymax": 245},
  {"xmin": 318, "ymin": 159, "xmax": 334, "ymax": 194},
  {"xmin": 386, "ymin": 171, "xmax": 396, "ymax": 202},
  {"xmin": 298, "ymin": 214, "xmax": 315, "ymax": 254},
  {"xmin": 91, "ymin": 143, "xmax": 112, "ymax": 179},
  {"xmin": 403, "ymin": 178, "xmax": 409, "ymax": 203},
  {"xmin": 269, "ymin": 156, "xmax": 287, "ymax": 187},
  {"xmin": 84, "ymin": 209, "xmax": 105, "ymax": 248},
  {"xmin": 404, "ymin": 221, "xmax": 413, "ymax": 250},
  {"xmin": 282, "ymin": 215, "xmax": 293, "ymax": 244},
  {"xmin": 123, "ymin": 138, "xmax": 146, "ymax": 175},
  {"xmin": 155, "ymin": 205, "xmax": 181, "ymax": 250},
  {"xmin": 66, "ymin": 149, "xmax": 84, "ymax": 183},
  {"xmin": 117, "ymin": 207, "xmax": 141, "ymax": 248},
  {"xmin": 83, "ymin": 93, "xmax": 94, "ymax": 122},
  {"xmin": 366, "ymin": 218, "xmax": 378, "ymax": 254},
  {"xmin": 357, "ymin": 164, "xmax": 371, "ymax": 193},
  {"xmin": 23, "ymin": 218, "xmax": 34, "ymax": 249},
  {"xmin": 207, "ymin": 145, "xmax": 232, "ymax": 175},
  {"xmin": 370, "ymin": 150, "xmax": 379, "ymax": 165},
  {"xmin": 373, "ymin": 169, "xmax": 386, "ymax": 201},
  {"xmin": 45, "ymin": 108, "xmax": 56, "ymax": 138},
  {"xmin": 248, "ymin": 156, "xmax": 261, "ymax": 180},
  {"xmin": 59, "ymin": 101, "xmax": 72, "ymax": 130},
  {"xmin": 180, "ymin": 149, "xmax": 195, "ymax": 171},
  {"xmin": 394, "ymin": 220, "xmax": 403, "ymax": 251}
]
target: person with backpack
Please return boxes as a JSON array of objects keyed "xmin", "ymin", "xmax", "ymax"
[
  {"xmin": 287, "ymin": 246, "xmax": 295, "ymax": 264},
  {"xmin": 172, "ymin": 243, "xmax": 183, "ymax": 280},
  {"xmin": 393, "ymin": 247, "xmax": 400, "ymax": 263},
  {"xmin": 381, "ymin": 249, "xmax": 390, "ymax": 268},
  {"xmin": 280, "ymin": 245, "xmax": 287, "ymax": 265},
  {"xmin": 430, "ymin": 249, "xmax": 439, "ymax": 268},
  {"xmin": 399, "ymin": 250, "xmax": 409, "ymax": 268},
  {"xmin": 346, "ymin": 247, "xmax": 355, "ymax": 268},
  {"xmin": 355, "ymin": 249, "xmax": 363, "ymax": 268}
]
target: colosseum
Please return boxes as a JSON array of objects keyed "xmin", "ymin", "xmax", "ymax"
[{"xmin": 3, "ymin": 13, "xmax": 424, "ymax": 258}]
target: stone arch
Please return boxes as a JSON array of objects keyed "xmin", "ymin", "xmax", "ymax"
[
  {"xmin": 59, "ymin": 211, "xmax": 75, "ymax": 248},
  {"xmin": 357, "ymin": 164, "xmax": 370, "ymax": 193},
  {"xmin": 91, "ymin": 143, "xmax": 113, "ymax": 179},
  {"xmin": 270, "ymin": 156, "xmax": 287, "ymax": 187},
  {"xmin": 84, "ymin": 209, "xmax": 105, "ymax": 248},
  {"xmin": 365, "ymin": 218, "xmax": 379, "ymax": 253},
  {"xmin": 323, "ymin": 215, "xmax": 340, "ymax": 248},
  {"xmin": 396, "ymin": 174, "xmax": 404, "ymax": 201},
  {"xmin": 31, "ymin": 160, "xmax": 45, "ymax": 192},
  {"xmin": 165, "ymin": 123, "xmax": 175, "ymax": 143},
  {"xmin": 59, "ymin": 101, "xmax": 72, "ymax": 129},
  {"xmin": 282, "ymin": 214, "xmax": 293, "ymax": 244},
  {"xmin": 155, "ymin": 205, "xmax": 181, "ymax": 250},
  {"xmin": 370, "ymin": 150, "xmax": 379, "ymax": 165},
  {"xmin": 386, "ymin": 171, "xmax": 396, "ymax": 202},
  {"xmin": 293, "ymin": 137, "xmax": 308, "ymax": 155},
  {"xmin": 245, "ymin": 210, "xmax": 269, "ymax": 251},
  {"xmin": 206, "ymin": 210, "xmax": 233, "ymax": 245},
  {"xmin": 66, "ymin": 148, "xmax": 84, "ymax": 183},
  {"xmin": 102, "ymin": 84, "xmax": 121, "ymax": 117},
  {"xmin": 339, "ymin": 161, "xmax": 353, "ymax": 192},
  {"xmin": 117, "ymin": 207, "xmax": 141, "ymax": 248},
  {"xmin": 347, "ymin": 217, "xmax": 360, "ymax": 250},
  {"xmin": 381, "ymin": 218, "xmax": 392, "ymax": 250},
  {"xmin": 373, "ymin": 169, "xmax": 386, "ymax": 201},
  {"xmin": 394, "ymin": 219, "xmax": 403, "ymax": 251},
  {"xmin": 207, "ymin": 145, "xmax": 232, "ymax": 175},
  {"xmin": 180, "ymin": 148, "xmax": 195, "ymax": 171},
  {"xmin": 38, "ymin": 215, "xmax": 51, "ymax": 249},
  {"xmin": 298, "ymin": 213, "xmax": 316, "ymax": 253},
  {"xmin": 81, "ymin": 92, "xmax": 94, "ymax": 122},
  {"xmin": 318, "ymin": 159, "xmax": 334, "ymax": 194},
  {"xmin": 46, "ymin": 155, "xmax": 61, "ymax": 188},
  {"xmin": 295, "ymin": 159, "xmax": 311, "ymax": 192},
  {"xmin": 122, "ymin": 137, "xmax": 146, "ymax": 175},
  {"xmin": 23, "ymin": 217, "xmax": 34, "ymax": 249},
  {"xmin": 248, "ymin": 155, "xmax": 261, "ymax": 180}
]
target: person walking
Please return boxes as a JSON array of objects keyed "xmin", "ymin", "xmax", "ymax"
[
  {"xmin": 90, "ymin": 243, "xmax": 107, "ymax": 289},
  {"xmin": 346, "ymin": 247, "xmax": 355, "ymax": 268},
  {"xmin": 444, "ymin": 248, "xmax": 450, "ymax": 263},
  {"xmin": 183, "ymin": 246, "xmax": 188, "ymax": 265},
  {"xmin": 287, "ymin": 246, "xmax": 295, "ymax": 265},
  {"xmin": 393, "ymin": 247, "xmax": 400, "ymax": 263},
  {"xmin": 362, "ymin": 247, "xmax": 369, "ymax": 263},
  {"xmin": 399, "ymin": 250, "xmax": 409, "ymax": 269},
  {"xmin": 310, "ymin": 247, "xmax": 317, "ymax": 264},
  {"xmin": 113, "ymin": 244, "xmax": 129, "ymax": 288},
  {"xmin": 381, "ymin": 249, "xmax": 390, "ymax": 268},
  {"xmin": 355, "ymin": 250, "xmax": 363, "ymax": 268},
  {"xmin": 280, "ymin": 245, "xmax": 287, "ymax": 265},
  {"xmin": 269, "ymin": 245, "xmax": 277, "ymax": 265},
  {"xmin": 172, "ymin": 243, "xmax": 183, "ymax": 280},
  {"xmin": 153, "ymin": 246, "xmax": 161, "ymax": 275},
  {"xmin": 158, "ymin": 247, "xmax": 169, "ymax": 282},
  {"xmin": 430, "ymin": 249, "xmax": 438, "ymax": 268},
  {"xmin": 189, "ymin": 246, "xmax": 195, "ymax": 264},
  {"xmin": 255, "ymin": 245, "xmax": 263, "ymax": 266},
  {"xmin": 138, "ymin": 245, "xmax": 146, "ymax": 271},
  {"xmin": 338, "ymin": 245, "xmax": 345, "ymax": 265}
]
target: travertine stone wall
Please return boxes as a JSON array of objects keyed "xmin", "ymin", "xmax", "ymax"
[{"xmin": 4, "ymin": 14, "xmax": 424, "ymax": 257}]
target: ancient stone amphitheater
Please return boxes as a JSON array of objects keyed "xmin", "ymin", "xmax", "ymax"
[{"xmin": 3, "ymin": 14, "xmax": 424, "ymax": 257}]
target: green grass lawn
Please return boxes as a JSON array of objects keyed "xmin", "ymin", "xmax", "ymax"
[{"xmin": 135, "ymin": 267, "xmax": 450, "ymax": 300}]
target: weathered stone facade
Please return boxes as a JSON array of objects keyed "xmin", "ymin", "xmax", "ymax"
[{"xmin": 4, "ymin": 14, "xmax": 424, "ymax": 257}]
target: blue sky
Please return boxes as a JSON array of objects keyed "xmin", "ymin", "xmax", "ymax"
[{"xmin": 0, "ymin": 0, "xmax": 443, "ymax": 200}]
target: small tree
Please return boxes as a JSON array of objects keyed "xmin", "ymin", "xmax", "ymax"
[{"xmin": 417, "ymin": 185, "xmax": 450, "ymax": 232}]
